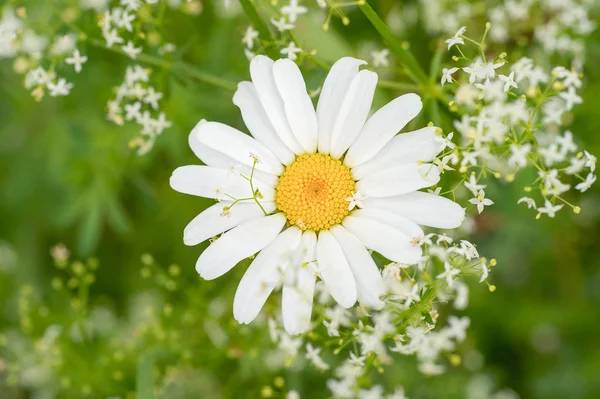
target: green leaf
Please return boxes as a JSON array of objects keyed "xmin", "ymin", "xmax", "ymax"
[
  {"xmin": 239, "ymin": 0, "xmax": 280, "ymax": 60},
  {"xmin": 136, "ymin": 351, "xmax": 157, "ymax": 399}
]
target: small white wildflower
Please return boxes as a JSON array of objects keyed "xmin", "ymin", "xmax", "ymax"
[
  {"xmin": 446, "ymin": 316, "xmax": 470, "ymax": 342},
  {"xmin": 517, "ymin": 197, "xmax": 536, "ymax": 209},
  {"xmin": 48, "ymin": 79, "xmax": 74, "ymax": 96},
  {"xmin": 556, "ymin": 131, "xmax": 577, "ymax": 154},
  {"xmin": 469, "ymin": 189, "xmax": 494, "ymax": 214},
  {"xmin": 281, "ymin": 41, "xmax": 302, "ymax": 61},
  {"xmin": 65, "ymin": 49, "xmax": 88, "ymax": 73},
  {"xmin": 537, "ymin": 200, "xmax": 563, "ymax": 218},
  {"xmin": 371, "ymin": 49, "xmax": 390, "ymax": 68},
  {"xmin": 271, "ymin": 17, "xmax": 294, "ymax": 32},
  {"xmin": 435, "ymin": 131, "xmax": 456, "ymax": 150},
  {"xmin": 345, "ymin": 191, "xmax": 366, "ymax": 211},
  {"xmin": 124, "ymin": 101, "xmax": 142, "ymax": 122},
  {"xmin": 441, "ymin": 67, "xmax": 459, "ymax": 86},
  {"xmin": 464, "ymin": 174, "xmax": 486, "ymax": 195},
  {"xmin": 122, "ymin": 41, "xmax": 142, "ymax": 59},
  {"xmin": 565, "ymin": 156, "xmax": 586, "ymax": 175},
  {"xmin": 242, "ymin": 26, "xmax": 259, "ymax": 49},
  {"xmin": 121, "ymin": 0, "xmax": 143, "ymax": 11},
  {"xmin": 583, "ymin": 150, "xmax": 596, "ymax": 172},
  {"xmin": 559, "ymin": 86, "xmax": 582, "ymax": 111},
  {"xmin": 508, "ymin": 143, "xmax": 531, "ymax": 168},
  {"xmin": 445, "ymin": 26, "xmax": 466, "ymax": 49},
  {"xmin": 143, "ymin": 87, "xmax": 163, "ymax": 110},
  {"xmin": 437, "ymin": 262, "xmax": 460, "ymax": 287},
  {"xmin": 499, "ymin": 71, "xmax": 518, "ymax": 92},
  {"xmin": 575, "ymin": 173, "xmax": 596, "ymax": 193},
  {"xmin": 281, "ymin": 0, "xmax": 307, "ymax": 23},
  {"xmin": 103, "ymin": 28, "xmax": 124, "ymax": 48},
  {"xmin": 153, "ymin": 112, "xmax": 172, "ymax": 134},
  {"xmin": 434, "ymin": 155, "xmax": 454, "ymax": 173}
]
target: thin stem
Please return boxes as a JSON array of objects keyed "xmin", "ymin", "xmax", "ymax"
[
  {"xmin": 89, "ymin": 39, "xmax": 237, "ymax": 92},
  {"xmin": 357, "ymin": 1, "xmax": 429, "ymax": 85},
  {"xmin": 239, "ymin": 0, "xmax": 280, "ymax": 60}
]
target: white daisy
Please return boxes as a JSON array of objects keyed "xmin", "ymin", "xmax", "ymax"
[{"xmin": 170, "ymin": 56, "xmax": 465, "ymax": 335}]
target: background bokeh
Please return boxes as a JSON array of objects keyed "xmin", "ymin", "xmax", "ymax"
[{"xmin": 1, "ymin": 1, "xmax": 599, "ymax": 398}]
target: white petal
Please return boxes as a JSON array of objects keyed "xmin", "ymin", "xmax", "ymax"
[
  {"xmin": 170, "ymin": 165, "xmax": 275, "ymax": 201},
  {"xmin": 250, "ymin": 55, "xmax": 304, "ymax": 154},
  {"xmin": 196, "ymin": 213, "xmax": 286, "ymax": 280},
  {"xmin": 329, "ymin": 70, "xmax": 378, "ymax": 159},
  {"xmin": 316, "ymin": 57, "xmax": 367, "ymax": 154},
  {"xmin": 362, "ymin": 192, "xmax": 466, "ymax": 229},
  {"xmin": 194, "ymin": 121, "xmax": 283, "ymax": 176},
  {"xmin": 188, "ymin": 124, "xmax": 279, "ymax": 187},
  {"xmin": 183, "ymin": 201, "xmax": 276, "ymax": 246},
  {"xmin": 350, "ymin": 208, "xmax": 424, "ymax": 239},
  {"xmin": 351, "ymin": 126, "xmax": 444, "ymax": 180},
  {"xmin": 316, "ymin": 230, "xmax": 357, "ymax": 308},
  {"xmin": 282, "ymin": 231, "xmax": 317, "ymax": 335},
  {"xmin": 273, "ymin": 59, "xmax": 318, "ymax": 153},
  {"xmin": 356, "ymin": 163, "xmax": 440, "ymax": 197},
  {"xmin": 233, "ymin": 82, "xmax": 296, "ymax": 165},
  {"xmin": 330, "ymin": 226, "xmax": 384, "ymax": 309},
  {"xmin": 342, "ymin": 214, "xmax": 422, "ymax": 265},
  {"xmin": 234, "ymin": 226, "xmax": 302, "ymax": 324},
  {"xmin": 345, "ymin": 93, "xmax": 423, "ymax": 167}
]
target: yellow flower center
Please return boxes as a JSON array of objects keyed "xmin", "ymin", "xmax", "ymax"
[{"xmin": 276, "ymin": 153, "xmax": 355, "ymax": 231}]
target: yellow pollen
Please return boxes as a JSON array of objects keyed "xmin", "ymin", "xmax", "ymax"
[{"xmin": 276, "ymin": 153, "xmax": 355, "ymax": 231}]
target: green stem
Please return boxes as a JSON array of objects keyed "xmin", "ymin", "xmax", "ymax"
[
  {"xmin": 88, "ymin": 39, "xmax": 237, "ymax": 92},
  {"xmin": 239, "ymin": 0, "xmax": 281, "ymax": 60},
  {"xmin": 358, "ymin": 1, "xmax": 429, "ymax": 85},
  {"xmin": 378, "ymin": 80, "xmax": 420, "ymax": 91}
]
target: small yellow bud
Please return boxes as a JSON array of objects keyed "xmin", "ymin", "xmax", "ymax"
[
  {"xmin": 573, "ymin": 206, "xmax": 581, "ymax": 214},
  {"xmin": 485, "ymin": 22, "xmax": 492, "ymax": 30},
  {"xmin": 489, "ymin": 259, "xmax": 497, "ymax": 267},
  {"xmin": 140, "ymin": 267, "xmax": 151, "ymax": 278},
  {"xmin": 480, "ymin": 257, "xmax": 487, "ymax": 264},
  {"xmin": 536, "ymin": 213, "xmax": 541, "ymax": 219},
  {"xmin": 524, "ymin": 186, "xmax": 532, "ymax": 192},
  {"xmin": 342, "ymin": 17, "xmax": 350, "ymax": 26},
  {"xmin": 322, "ymin": 23, "xmax": 329, "ymax": 31},
  {"xmin": 168, "ymin": 264, "xmax": 181, "ymax": 277},
  {"xmin": 401, "ymin": 41, "xmax": 410, "ymax": 50},
  {"xmin": 449, "ymin": 354, "xmax": 462, "ymax": 366},
  {"xmin": 505, "ymin": 173, "xmax": 515, "ymax": 182},
  {"xmin": 274, "ymin": 377, "xmax": 285, "ymax": 388},
  {"xmin": 141, "ymin": 253, "xmax": 154, "ymax": 266},
  {"xmin": 576, "ymin": 151, "xmax": 583, "ymax": 158},
  {"xmin": 552, "ymin": 81, "xmax": 564, "ymax": 91},
  {"xmin": 488, "ymin": 285, "xmax": 496, "ymax": 292},
  {"xmin": 494, "ymin": 172, "xmax": 502, "ymax": 179},
  {"xmin": 261, "ymin": 386, "xmax": 274, "ymax": 398},
  {"xmin": 163, "ymin": 303, "xmax": 173, "ymax": 317},
  {"xmin": 452, "ymin": 55, "xmax": 459, "ymax": 61}
]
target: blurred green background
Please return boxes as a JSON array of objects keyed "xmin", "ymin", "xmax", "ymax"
[{"xmin": 1, "ymin": 1, "xmax": 600, "ymax": 398}]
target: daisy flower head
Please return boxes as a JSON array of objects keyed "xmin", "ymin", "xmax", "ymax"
[{"xmin": 170, "ymin": 56, "xmax": 466, "ymax": 335}]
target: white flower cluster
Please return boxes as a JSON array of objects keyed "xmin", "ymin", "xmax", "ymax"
[
  {"xmin": 442, "ymin": 27, "xmax": 596, "ymax": 218},
  {"xmin": 417, "ymin": 0, "xmax": 596, "ymax": 67},
  {"xmin": 265, "ymin": 236, "xmax": 491, "ymax": 398},
  {"xmin": 100, "ymin": 3, "xmax": 144, "ymax": 58},
  {"xmin": 488, "ymin": 0, "xmax": 596, "ymax": 65},
  {"xmin": 0, "ymin": 6, "xmax": 83, "ymax": 101},
  {"xmin": 241, "ymin": 0, "xmax": 309, "ymax": 62},
  {"xmin": 106, "ymin": 65, "xmax": 172, "ymax": 155}
]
